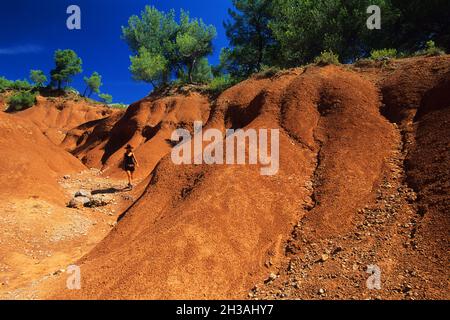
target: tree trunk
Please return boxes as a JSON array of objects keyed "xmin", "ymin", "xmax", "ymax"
[{"xmin": 188, "ymin": 58, "xmax": 197, "ymax": 84}]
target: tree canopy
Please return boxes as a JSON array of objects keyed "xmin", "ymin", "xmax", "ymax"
[
  {"xmin": 122, "ymin": 6, "xmax": 216, "ymax": 87},
  {"xmin": 223, "ymin": 0, "xmax": 449, "ymax": 69},
  {"xmin": 50, "ymin": 49, "xmax": 83, "ymax": 90},
  {"xmin": 99, "ymin": 93, "xmax": 113, "ymax": 104},
  {"xmin": 83, "ymin": 71, "xmax": 103, "ymax": 97},
  {"xmin": 222, "ymin": 0, "xmax": 276, "ymax": 78},
  {"xmin": 29, "ymin": 70, "xmax": 47, "ymax": 87}
]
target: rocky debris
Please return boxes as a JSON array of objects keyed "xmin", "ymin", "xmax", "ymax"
[
  {"xmin": 67, "ymin": 196, "xmax": 90, "ymax": 209},
  {"xmin": 121, "ymin": 194, "xmax": 134, "ymax": 201},
  {"xmin": 66, "ymin": 179, "xmax": 119, "ymax": 209},
  {"xmin": 61, "ymin": 169, "xmax": 140, "ymax": 212},
  {"xmin": 74, "ymin": 189, "xmax": 91, "ymax": 198},
  {"xmin": 319, "ymin": 254, "xmax": 329, "ymax": 262},
  {"xmin": 85, "ymin": 195, "xmax": 112, "ymax": 208},
  {"xmin": 264, "ymin": 273, "xmax": 277, "ymax": 284},
  {"xmin": 250, "ymin": 131, "xmax": 429, "ymax": 300},
  {"xmin": 68, "ymin": 194, "xmax": 111, "ymax": 209}
]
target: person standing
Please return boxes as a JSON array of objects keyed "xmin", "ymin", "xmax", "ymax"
[{"xmin": 123, "ymin": 144, "xmax": 139, "ymax": 189}]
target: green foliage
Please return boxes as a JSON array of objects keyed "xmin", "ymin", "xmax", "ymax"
[
  {"xmin": 254, "ymin": 65, "xmax": 282, "ymax": 78},
  {"xmin": 122, "ymin": 6, "xmax": 178, "ymax": 55},
  {"xmin": 83, "ymin": 72, "xmax": 103, "ymax": 97},
  {"xmin": 11, "ymin": 79, "xmax": 32, "ymax": 91},
  {"xmin": 176, "ymin": 10, "xmax": 217, "ymax": 83},
  {"xmin": 0, "ymin": 77, "xmax": 33, "ymax": 92},
  {"xmin": 7, "ymin": 91, "xmax": 36, "ymax": 111},
  {"xmin": 270, "ymin": 0, "xmax": 394, "ymax": 66},
  {"xmin": 98, "ymin": 93, "xmax": 113, "ymax": 104},
  {"xmin": 65, "ymin": 87, "xmax": 80, "ymax": 95},
  {"xmin": 109, "ymin": 103, "xmax": 128, "ymax": 109},
  {"xmin": 50, "ymin": 49, "xmax": 83, "ymax": 90},
  {"xmin": 416, "ymin": 40, "xmax": 446, "ymax": 56},
  {"xmin": 222, "ymin": 0, "xmax": 449, "ymax": 68},
  {"xmin": 0, "ymin": 77, "xmax": 13, "ymax": 92},
  {"xmin": 370, "ymin": 48, "xmax": 398, "ymax": 60},
  {"xmin": 178, "ymin": 57, "xmax": 213, "ymax": 84},
  {"xmin": 129, "ymin": 48, "xmax": 168, "ymax": 87},
  {"xmin": 192, "ymin": 58, "xmax": 213, "ymax": 84},
  {"xmin": 122, "ymin": 6, "xmax": 216, "ymax": 87},
  {"xmin": 29, "ymin": 70, "xmax": 47, "ymax": 87},
  {"xmin": 314, "ymin": 50, "xmax": 340, "ymax": 66},
  {"xmin": 223, "ymin": 0, "xmax": 277, "ymax": 78},
  {"xmin": 206, "ymin": 74, "xmax": 238, "ymax": 95},
  {"xmin": 387, "ymin": 2, "xmax": 450, "ymax": 53}
]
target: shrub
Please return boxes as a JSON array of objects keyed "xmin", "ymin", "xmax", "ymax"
[
  {"xmin": 65, "ymin": 87, "xmax": 80, "ymax": 95},
  {"xmin": 109, "ymin": 103, "xmax": 128, "ymax": 109},
  {"xmin": 370, "ymin": 48, "xmax": 397, "ymax": 60},
  {"xmin": 424, "ymin": 40, "xmax": 445, "ymax": 56},
  {"xmin": 11, "ymin": 79, "xmax": 32, "ymax": 91},
  {"xmin": 254, "ymin": 65, "xmax": 282, "ymax": 79},
  {"xmin": 83, "ymin": 71, "xmax": 102, "ymax": 97},
  {"xmin": 415, "ymin": 40, "xmax": 446, "ymax": 57},
  {"xmin": 206, "ymin": 74, "xmax": 236, "ymax": 95},
  {"xmin": 0, "ymin": 77, "xmax": 13, "ymax": 92},
  {"xmin": 99, "ymin": 93, "xmax": 113, "ymax": 104},
  {"xmin": 314, "ymin": 50, "xmax": 340, "ymax": 66},
  {"xmin": 29, "ymin": 70, "xmax": 47, "ymax": 87},
  {"xmin": 7, "ymin": 91, "xmax": 37, "ymax": 111}
]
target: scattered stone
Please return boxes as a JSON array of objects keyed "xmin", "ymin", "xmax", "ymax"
[
  {"xmin": 86, "ymin": 195, "xmax": 111, "ymax": 208},
  {"xmin": 121, "ymin": 194, "xmax": 134, "ymax": 201},
  {"xmin": 53, "ymin": 269, "xmax": 65, "ymax": 275},
  {"xmin": 67, "ymin": 196, "xmax": 90, "ymax": 209},
  {"xmin": 63, "ymin": 175, "xmax": 71, "ymax": 180},
  {"xmin": 75, "ymin": 189, "xmax": 91, "ymax": 198},
  {"xmin": 265, "ymin": 273, "xmax": 277, "ymax": 283},
  {"xmin": 402, "ymin": 284, "xmax": 413, "ymax": 293}
]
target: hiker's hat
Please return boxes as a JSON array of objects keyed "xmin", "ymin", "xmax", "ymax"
[{"xmin": 125, "ymin": 144, "xmax": 133, "ymax": 150}]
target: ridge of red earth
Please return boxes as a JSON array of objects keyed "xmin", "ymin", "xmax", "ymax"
[
  {"xmin": 48, "ymin": 57, "xmax": 449, "ymax": 300},
  {"xmin": 14, "ymin": 95, "xmax": 117, "ymax": 145},
  {"xmin": 0, "ymin": 55, "xmax": 448, "ymax": 300}
]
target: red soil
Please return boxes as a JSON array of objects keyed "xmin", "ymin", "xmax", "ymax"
[
  {"xmin": 15, "ymin": 95, "xmax": 116, "ymax": 145},
  {"xmin": 65, "ymin": 93, "xmax": 210, "ymax": 180},
  {"xmin": 0, "ymin": 112, "xmax": 84, "ymax": 205},
  {"xmin": 0, "ymin": 55, "xmax": 448, "ymax": 300}
]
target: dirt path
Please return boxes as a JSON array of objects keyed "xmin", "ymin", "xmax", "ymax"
[{"xmin": 0, "ymin": 168, "xmax": 140, "ymax": 299}]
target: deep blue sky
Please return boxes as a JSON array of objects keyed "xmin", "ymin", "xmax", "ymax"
[{"xmin": 0, "ymin": 0, "xmax": 232, "ymax": 104}]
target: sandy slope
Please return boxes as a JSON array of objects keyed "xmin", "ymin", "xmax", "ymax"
[{"xmin": 0, "ymin": 55, "xmax": 448, "ymax": 300}]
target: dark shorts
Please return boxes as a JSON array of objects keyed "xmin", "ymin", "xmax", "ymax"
[{"xmin": 124, "ymin": 164, "xmax": 135, "ymax": 172}]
